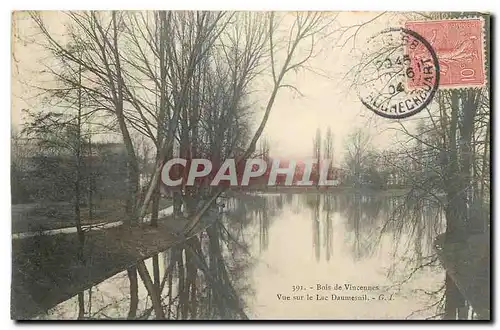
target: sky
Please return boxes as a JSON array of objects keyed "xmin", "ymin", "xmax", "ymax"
[
  {"xmin": 11, "ymin": 11, "xmax": 424, "ymax": 166},
  {"xmin": 254, "ymin": 11, "xmax": 422, "ymax": 163}
]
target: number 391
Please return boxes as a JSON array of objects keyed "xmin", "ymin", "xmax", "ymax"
[{"xmin": 292, "ymin": 285, "xmax": 305, "ymax": 292}]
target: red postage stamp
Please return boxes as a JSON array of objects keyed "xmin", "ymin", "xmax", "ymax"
[{"xmin": 405, "ymin": 18, "xmax": 485, "ymax": 88}]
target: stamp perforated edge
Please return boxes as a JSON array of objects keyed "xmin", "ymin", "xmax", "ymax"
[{"xmin": 404, "ymin": 15, "xmax": 488, "ymax": 91}]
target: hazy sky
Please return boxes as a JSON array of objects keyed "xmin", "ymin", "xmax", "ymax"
[
  {"xmin": 12, "ymin": 11, "xmax": 423, "ymax": 166},
  {"xmin": 256, "ymin": 11, "xmax": 421, "ymax": 163}
]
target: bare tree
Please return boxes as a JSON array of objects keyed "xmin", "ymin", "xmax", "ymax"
[
  {"xmin": 324, "ymin": 126, "xmax": 334, "ymax": 162},
  {"xmin": 25, "ymin": 10, "xmax": 340, "ymax": 319},
  {"xmin": 343, "ymin": 128, "xmax": 372, "ymax": 187},
  {"xmin": 184, "ymin": 12, "xmax": 338, "ymax": 233}
]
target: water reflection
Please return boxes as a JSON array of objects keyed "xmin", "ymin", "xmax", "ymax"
[{"xmin": 38, "ymin": 192, "xmax": 471, "ymax": 320}]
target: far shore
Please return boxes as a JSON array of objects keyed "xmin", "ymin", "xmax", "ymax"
[{"xmin": 228, "ymin": 186, "xmax": 411, "ymax": 196}]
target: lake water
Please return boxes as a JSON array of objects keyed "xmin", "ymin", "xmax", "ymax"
[{"xmin": 37, "ymin": 192, "xmax": 450, "ymax": 320}]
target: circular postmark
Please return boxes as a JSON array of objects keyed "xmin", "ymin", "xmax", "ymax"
[{"xmin": 356, "ymin": 27, "xmax": 440, "ymax": 119}]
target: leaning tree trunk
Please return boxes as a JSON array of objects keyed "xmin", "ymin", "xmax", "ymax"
[{"xmin": 137, "ymin": 261, "xmax": 165, "ymax": 319}]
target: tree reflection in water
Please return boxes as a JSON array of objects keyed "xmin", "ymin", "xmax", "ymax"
[
  {"xmin": 39, "ymin": 193, "xmax": 283, "ymax": 320},
  {"xmin": 41, "ymin": 192, "xmax": 472, "ymax": 320},
  {"xmin": 300, "ymin": 192, "xmax": 451, "ymax": 319}
]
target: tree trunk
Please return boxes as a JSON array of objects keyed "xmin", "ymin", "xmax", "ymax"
[
  {"xmin": 137, "ymin": 261, "xmax": 165, "ymax": 319},
  {"xmin": 77, "ymin": 292, "xmax": 85, "ymax": 319},
  {"xmin": 444, "ymin": 274, "xmax": 465, "ymax": 320},
  {"xmin": 75, "ymin": 62, "xmax": 85, "ymax": 261},
  {"xmin": 127, "ymin": 266, "xmax": 138, "ymax": 319},
  {"xmin": 88, "ymin": 133, "xmax": 93, "ymax": 222},
  {"xmin": 151, "ymin": 184, "xmax": 160, "ymax": 227},
  {"xmin": 443, "ymin": 91, "xmax": 467, "ymax": 242},
  {"xmin": 153, "ymin": 254, "xmax": 160, "ymax": 290}
]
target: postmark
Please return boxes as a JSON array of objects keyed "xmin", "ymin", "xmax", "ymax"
[
  {"xmin": 356, "ymin": 27, "xmax": 440, "ymax": 119},
  {"xmin": 405, "ymin": 18, "xmax": 486, "ymax": 88}
]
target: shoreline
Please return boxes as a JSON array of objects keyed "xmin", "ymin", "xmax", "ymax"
[
  {"xmin": 11, "ymin": 209, "xmax": 218, "ymax": 320},
  {"xmin": 229, "ymin": 186, "xmax": 411, "ymax": 196}
]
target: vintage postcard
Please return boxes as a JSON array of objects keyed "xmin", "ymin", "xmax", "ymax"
[{"xmin": 11, "ymin": 10, "xmax": 491, "ymax": 320}]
